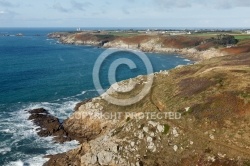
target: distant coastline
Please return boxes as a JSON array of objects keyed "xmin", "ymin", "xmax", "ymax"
[{"xmin": 48, "ymin": 31, "xmax": 228, "ymax": 61}]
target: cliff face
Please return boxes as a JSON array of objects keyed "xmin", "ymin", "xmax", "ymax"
[
  {"xmin": 42, "ymin": 53, "xmax": 250, "ymax": 166},
  {"xmin": 103, "ymin": 39, "xmax": 223, "ymax": 60},
  {"xmin": 48, "ymin": 32, "xmax": 225, "ymax": 61}
]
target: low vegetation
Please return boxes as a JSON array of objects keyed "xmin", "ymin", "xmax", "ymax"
[{"xmin": 43, "ymin": 52, "xmax": 250, "ymax": 165}]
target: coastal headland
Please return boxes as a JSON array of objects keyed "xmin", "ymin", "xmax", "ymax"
[
  {"xmin": 48, "ymin": 29, "xmax": 250, "ymax": 61},
  {"xmin": 29, "ymin": 30, "xmax": 250, "ymax": 166}
]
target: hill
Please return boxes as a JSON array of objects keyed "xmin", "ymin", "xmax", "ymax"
[{"xmin": 29, "ymin": 51, "xmax": 250, "ymax": 165}]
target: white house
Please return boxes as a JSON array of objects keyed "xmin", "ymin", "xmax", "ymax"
[{"xmin": 247, "ymin": 30, "xmax": 250, "ymax": 34}]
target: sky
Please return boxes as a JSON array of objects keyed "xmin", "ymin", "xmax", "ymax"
[{"xmin": 0, "ymin": 0, "xmax": 250, "ymax": 28}]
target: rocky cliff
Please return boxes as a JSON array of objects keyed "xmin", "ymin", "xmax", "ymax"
[
  {"xmin": 48, "ymin": 32, "xmax": 226, "ymax": 61},
  {"xmin": 29, "ymin": 51, "xmax": 250, "ymax": 165}
]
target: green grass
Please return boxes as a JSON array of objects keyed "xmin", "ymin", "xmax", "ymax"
[
  {"xmin": 243, "ymin": 161, "xmax": 250, "ymax": 166},
  {"xmin": 191, "ymin": 32, "xmax": 249, "ymax": 40},
  {"xmin": 126, "ymin": 117, "xmax": 131, "ymax": 122},
  {"xmin": 163, "ymin": 124, "xmax": 170, "ymax": 134},
  {"xmin": 239, "ymin": 92, "xmax": 250, "ymax": 99},
  {"xmin": 234, "ymin": 35, "xmax": 250, "ymax": 40},
  {"xmin": 107, "ymin": 32, "xmax": 139, "ymax": 37},
  {"xmin": 192, "ymin": 33, "xmax": 217, "ymax": 36},
  {"xmin": 95, "ymin": 34, "xmax": 115, "ymax": 39}
]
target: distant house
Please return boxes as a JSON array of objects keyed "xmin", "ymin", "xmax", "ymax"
[{"xmin": 247, "ymin": 30, "xmax": 250, "ymax": 34}]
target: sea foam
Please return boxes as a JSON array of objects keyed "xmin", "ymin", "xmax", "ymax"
[{"xmin": 2, "ymin": 100, "xmax": 80, "ymax": 166}]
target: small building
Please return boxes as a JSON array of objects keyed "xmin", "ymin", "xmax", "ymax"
[{"xmin": 247, "ymin": 30, "xmax": 250, "ymax": 34}]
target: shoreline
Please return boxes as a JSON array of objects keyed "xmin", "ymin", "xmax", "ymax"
[
  {"xmin": 33, "ymin": 51, "xmax": 250, "ymax": 166},
  {"xmin": 48, "ymin": 32, "xmax": 226, "ymax": 61},
  {"xmin": 55, "ymin": 38, "xmax": 197, "ymax": 62},
  {"xmin": 31, "ymin": 34, "xmax": 199, "ymax": 165},
  {"xmin": 28, "ymin": 38, "xmax": 195, "ymax": 164},
  {"xmin": 102, "ymin": 45, "xmax": 224, "ymax": 61},
  {"xmin": 31, "ymin": 32, "xmax": 250, "ymax": 166}
]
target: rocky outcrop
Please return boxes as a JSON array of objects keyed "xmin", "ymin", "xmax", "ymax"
[
  {"xmin": 27, "ymin": 108, "xmax": 71, "ymax": 143},
  {"xmin": 27, "ymin": 107, "xmax": 100, "ymax": 144},
  {"xmin": 31, "ymin": 53, "xmax": 250, "ymax": 166},
  {"xmin": 63, "ymin": 99, "xmax": 119, "ymax": 143},
  {"xmin": 103, "ymin": 40, "xmax": 224, "ymax": 60},
  {"xmin": 48, "ymin": 33, "xmax": 111, "ymax": 47},
  {"xmin": 48, "ymin": 32, "xmax": 225, "ymax": 61},
  {"xmin": 34, "ymin": 32, "xmax": 250, "ymax": 165}
]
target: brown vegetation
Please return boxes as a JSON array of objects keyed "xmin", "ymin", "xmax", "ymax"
[
  {"xmin": 119, "ymin": 35, "xmax": 151, "ymax": 44},
  {"xmin": 178, "ymin": 77, "xmax": 217, "ymax": 96},
  {"xmin": 38, "ymin": 33, "xmax": 250, "ymax": 165},
  {"xmin": 161, "ymin": 36, "xmax": 203, "ymax": 49}
]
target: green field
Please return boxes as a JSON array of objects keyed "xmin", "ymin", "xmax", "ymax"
[
  {"xmin": 234, "ymin": 35, "xmax": 250, "ymax": 40},
  {"xmin": 189, "ymin": 33, "xmax": 250, "ymax": 41},
  {"xmin": 107, "ymin": 31, "xmax": 139, "ymax": 37}
]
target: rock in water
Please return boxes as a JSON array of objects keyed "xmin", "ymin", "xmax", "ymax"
[{"xmin": 27, "ymin": 108, "xmax": 71, "ymax": 143}]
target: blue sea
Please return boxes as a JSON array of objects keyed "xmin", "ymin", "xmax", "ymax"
[{"xmin": 0, "ymin": 28, "xmax": 191, "ymax": 166}]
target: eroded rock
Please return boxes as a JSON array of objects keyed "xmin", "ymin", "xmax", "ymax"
[{"xmin": 27, "ymin": 108, "xmax": 71, "ymax": 143}]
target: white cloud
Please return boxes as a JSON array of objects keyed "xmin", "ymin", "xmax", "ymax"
[
  {"xmin": 71, "ymin": 0, "xmax": 92, "ymax": 11},
  {"xmin": 122, "ymin": 7, "xmax": 130, "ymax": 14},
  {"xmin": 0, "ymin": 11, "xmax": 5, "ymax": 14},
  {"xmin": 52, "ymin": 1, "xmax": 93, "ymax": 13},
  {"xmin": 0, "ymin": 0, "xmax": 18, "ymax": 7},
  {"xmin": 53, "ymin": 2, "xmax": 70, "ymax": 13},
  {"xmin": 152, "ymin": 0, "xmax": 250, "ymax": 9},
  {"xmin": 152, "ymin": 0, "xmax": 192, "ymax": 8}
]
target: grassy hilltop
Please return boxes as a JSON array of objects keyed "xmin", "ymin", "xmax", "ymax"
[{"xmin": 49, "ymin": 29, "xmax": 250, "ymax": 61}]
